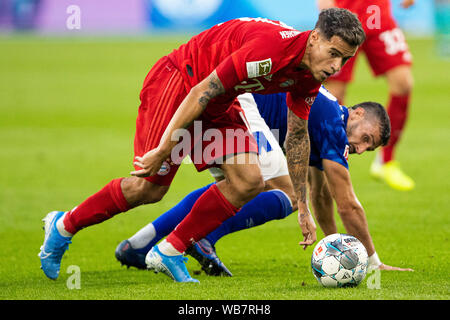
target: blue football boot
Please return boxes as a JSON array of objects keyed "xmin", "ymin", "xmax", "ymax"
[
  {"xmin": 115, "ymin": 240, "xmax": 147, "ymax": 270},
  {"xmin": 38, "ymin": 211, "xmax": 72, "ymax": 280},
  {"xmin": 145, "ymin": 245, "xmax": 199, "ymax": 283},
  {"xmin": 185, "ymin": 238, "xmax": 232, "ymax": 277}
]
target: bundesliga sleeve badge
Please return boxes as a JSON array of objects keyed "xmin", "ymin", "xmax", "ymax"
[{"xmin": 246, "ymin": 58, "xmax": 272, "ymax": 78}]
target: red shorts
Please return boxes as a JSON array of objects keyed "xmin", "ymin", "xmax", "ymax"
[
  {"xmin": 134, "ymin": 56, "xmax": 258, "ymax": 186},
  {"xmin": 330, "ymin": 24, "xmax": 412, "ymax": 83}
]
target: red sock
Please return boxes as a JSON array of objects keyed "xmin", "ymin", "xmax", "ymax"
[
  {"xmin": 382, "ymin": 94, "xmax": 410, "ymax": 163},
  {"xmin": 63, "ymin": 178, "xmax": 130, "ymax": 235},
  {"xmin": 166, "ymin": 184, "xmax": 238, "ymax": 253}
]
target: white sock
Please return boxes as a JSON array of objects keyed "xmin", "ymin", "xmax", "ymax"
[
  {"xmin": 56, "ymin": 212, "xmax": 73, "ymax": 238},
  {"xmin": 158, "ymin": 239, "xmax": 182, "ymax": 256},
  {"xmin": 128, "ymin": 223, "xmax": 156, "ymax": 249}
]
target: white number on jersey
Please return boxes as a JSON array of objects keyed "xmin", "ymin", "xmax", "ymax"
[{"xmin": 379, "ymin": 28, "xmax": 408, "ymax": 56}]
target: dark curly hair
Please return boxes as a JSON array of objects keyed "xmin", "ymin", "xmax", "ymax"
[{"xmin": 315, "ymin": 8, "xmax": 366, "ymax": 47}]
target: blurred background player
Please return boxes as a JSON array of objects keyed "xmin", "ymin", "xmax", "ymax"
[
  {"xmin": 116, "ymin": 87, "xmax": 413, "ymax": 276},
  {"xmin": 317, "ymin": 0, "xmax": 416, "ymax": 191}
]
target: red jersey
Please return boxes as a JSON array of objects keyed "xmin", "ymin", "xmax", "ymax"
[
  {"xmin": 167, "ymin": 18, "xmax": 321, "ymax": 120},
  {"xmin": 334, "ymin": 0, "xmax": 397, "ymax": 33}
]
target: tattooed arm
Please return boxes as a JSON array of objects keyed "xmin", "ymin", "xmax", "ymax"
[
  {"xmin": 285, "ymin": 109, "xmax": 317, "ymax": 249},
  {"xmin": 131, "ymin": 70, "xmax": 225, "ymax": 177}
]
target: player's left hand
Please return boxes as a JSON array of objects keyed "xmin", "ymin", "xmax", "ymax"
[
  {"xmin": 378, "ymin": 263, "xmax": 414, "ymax": 272},
  {"xmin": 131, "ymin": 148, "xmax": 166, "ymax": 177}
]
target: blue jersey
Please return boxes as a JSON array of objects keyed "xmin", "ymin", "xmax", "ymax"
[{"xmin": 252, "ymin": 86, "xmax": 350, "ymax": 170}]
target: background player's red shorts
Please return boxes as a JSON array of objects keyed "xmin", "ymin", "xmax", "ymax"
[
  {"xmin": 134, "ymin": 56, "xmax": 258, "ymax": 186},
  {"xmin": 330, "ymin": 23, "xmax": 412, "ymax": 82}
]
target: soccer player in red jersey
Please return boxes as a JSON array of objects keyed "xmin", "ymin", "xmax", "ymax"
[
  {"xmin": 318, "ymin": 0, "xmax": 416, "ymax": 191},
  {"xmin": 38, "ymin": 9, "xmax": 365, "ymax": 282}
]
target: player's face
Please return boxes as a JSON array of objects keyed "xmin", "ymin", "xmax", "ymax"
[
  {"xmin": 306, "ymin": 31, "xmax": 358, "ymax": 82},
  {"xmin": 346, "ymin": 110, "xmax": 382, "ymax": 155}
]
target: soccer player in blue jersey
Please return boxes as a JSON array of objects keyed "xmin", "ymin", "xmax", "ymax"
[{"xmin": 116, "ymin": 87, "xmax": 413, "ymax": 278}]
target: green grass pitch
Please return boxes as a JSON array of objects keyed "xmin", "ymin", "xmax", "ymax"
[{"xmin": 0, "ymin": 35, "xmax": 449, "ymax": 300}]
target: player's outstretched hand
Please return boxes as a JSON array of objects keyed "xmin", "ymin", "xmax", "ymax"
[
  {"xmin": 131, "ymin": 148, "xmax": 166, "ymax": 178},
  {"xmin": 378, "ymin": 263, "xmax": 414, "ymax": 272},
  {"xmin": 298, "ymin": 209, "xmax": 317, "ymax": 250}
]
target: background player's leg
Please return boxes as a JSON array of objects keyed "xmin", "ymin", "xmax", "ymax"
[
  {"xmin": 371, "ymin": 65, "xmax": 415, "ymax": 191},
  {"xmin": 384, "ymin": 65, "xmax": 414, "ymax": 162}
]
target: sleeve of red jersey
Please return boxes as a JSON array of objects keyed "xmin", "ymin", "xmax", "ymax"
[{"xmin": 286, "ymin": 86, "xmax": 321, "ymax": 120}]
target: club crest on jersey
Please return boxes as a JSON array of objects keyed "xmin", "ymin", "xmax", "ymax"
[
  {"xmin": 157, "ymin": 161, "xmax": 171, "ymax": 176},
  {"xmin": 246, "ymin": 58, "xmax": 272, "ymax": 78},
  {"xmin": 344, "ymin": 145, "xmax": 349, "ymax": 161},
  {"xmin": 305, "ymin": 96, "xmax": 316, "ymax": 106}
]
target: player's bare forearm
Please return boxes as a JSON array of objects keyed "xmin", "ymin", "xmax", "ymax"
[
  {"xmin": 285, "ymin": 110, "xmax": 310, "ymax": 211},
  {"xmin": 131, "ymin": 70, "xmax": 225, "ymax": 177},
  {"xmin": 158, "ymin": 70, "xmax": 225, "ymax": 156},
  {"xmin": 339, "ymin": 202, "xmax": 375, "ymax": 256},
  {"xmin": 286, "ymin": 110, "xmax": 316, "ymax": 249},
  {"xmin": 322, "ymin": 159, "xmax": 376, "ymax": 256}
]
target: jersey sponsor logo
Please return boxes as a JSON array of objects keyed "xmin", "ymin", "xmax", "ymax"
[
  {"xmin": 344, "ymin": 145, "xmax": 349, "ymax": 161},
  {"xmin": 246, "ymin": 58, "xmax": 272, "ymax": 78},
  {"xmin": 234, "ymin": 78, "xmax": 265, "ymax": 92}
]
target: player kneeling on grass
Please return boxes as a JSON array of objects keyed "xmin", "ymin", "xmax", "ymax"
[{"xmin": 116, "ymin": 86, "xmax": 414, "ymax": 277}]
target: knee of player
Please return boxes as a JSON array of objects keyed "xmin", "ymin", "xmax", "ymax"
[
  {"xmin": 396, "ymin": 78, "xmax": 413, "ymax": 96},
  {"xmin": 142, "ymin": 189, "xmax": 167, "ymax": 204},
  {"xmin": 122, "ymin": 177, "xmax": 168, "ymax": 205},
  {"xmin": 234, "ymin": 173, "xmax": 265, "ymax": 199},
  {"xmin": 389, "ymin": 69, "xmax": 414, "ymax": 96}
]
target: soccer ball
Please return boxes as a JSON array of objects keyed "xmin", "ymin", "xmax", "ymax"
[{"xmin": 311, "ymin": 233, "xmax": 368, "ymax": 288}]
